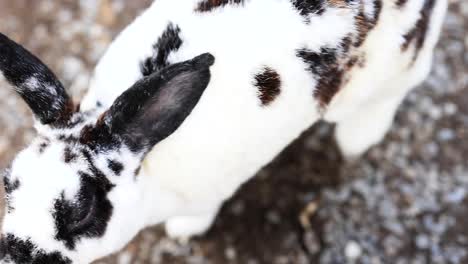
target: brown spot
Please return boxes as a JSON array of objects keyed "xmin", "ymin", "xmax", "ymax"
[
  {"xmin": 63, "ymin": 147, "xmax": 78, "ymax": 163},
  {"xmin": 329, "ymin": 0, "xmax": 348, "ymax": 8},
  {"xmin": 195, "ymin": 0, "xmax": 245, "ymax": 12},
  {"xmin": 346, "ymin": 56, "xmax": 359, "ymax": 69},
  {"xmin": 79, "ymin": 126, "xmax": 92, "ymax": 145},
  {"xmin": 297, "ymin": 48, "xmax": 344, "ymax": 107},
  {"xmin": 253, "ymin": 67, "xmax": 282, "ymax": 106},
  {"xmin": 79, "ymin": 121, "xmax": 120, "ymax": 151},
  {"xmin": 354, "ymin": 0, "xmax": 382, "ymax": 48},
  {"xmin": 346, "ymin": 54, "xmax": 366, "ymax": 69},
  {"xmin": 53, "ymin": 99, "xmax": 77, "ymax": 128},
  {"xmin": 401, "ymin": 0, "xmax": 436, "ymax": 62},
  {"xmin": 341, "ymin": 54, "xmax": 366, "ymax": 86},
  {"xmin": 134, "ymin": 166, "xmax": 141, "ymax": 179},
  {"xmin": 341, "ymin": 35, "xmax": 353, "ymax": 53}
]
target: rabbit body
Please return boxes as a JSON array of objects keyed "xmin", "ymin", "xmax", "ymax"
[
  {"xmin": 81, "ymin": 0, "xmax": 447, "ymax": 238},
  {"xmin": 0, "ymin": 0, "xmax": 447, "ymax": 262}
]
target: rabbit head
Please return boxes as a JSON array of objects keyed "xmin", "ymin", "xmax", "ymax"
[{"xmin": 0, "ymin": 33, "xmax": 214, "ymax": 263}]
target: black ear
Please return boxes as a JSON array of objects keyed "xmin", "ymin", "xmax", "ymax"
[
  {"xmin": 98, "ymin": 53, "xmax": 215, "ymax": 152},
  {"xmin": 0, "ymin": 33, "xmax": 73, "ymax": 125}
]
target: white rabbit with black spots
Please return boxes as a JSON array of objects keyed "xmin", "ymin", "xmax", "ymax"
[{"xmin": 0, "ymin": 0, "xmax": 446, "ymax": 263}]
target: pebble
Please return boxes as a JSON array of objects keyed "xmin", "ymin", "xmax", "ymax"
[
  {"xmin": 437, "ymin": 128, "xmax": 456, "ymax": 141},
  {"xmin": 61, "ymin": 56, "xmax": 84, "ymax": 81},
  {"xmin": 444, "ymin": 187, "xmax": 466, "ymax": 204},
  {"xmin": 443, "ymin": 103, "xmax": 458, "ymax": 115},
  {"xmin": 415, "ymin": 234, "xmax": 430, "ymax": 249},
  {"xmin": 117, "ymin": 252, "xmax": 132, "ymax": 264},
  {"xmin": 225, "ymin": 247, "xmax": 237, "ymax": 260},
  {"xmin": 345, "ymin": 241, "xmax": 362, "ymax": 260},
  {"xmin": 303, "ymin": 230, "xmax": 321, "ymax": 255}
]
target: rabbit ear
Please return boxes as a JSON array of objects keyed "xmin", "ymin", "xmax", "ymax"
[
  {"xmin": 84, "ymin": 53, "xmax": 215, "ymax": 152},
  {"xmin": 0, "ymin": 33, "xmax": 73, "ymax": 125}
]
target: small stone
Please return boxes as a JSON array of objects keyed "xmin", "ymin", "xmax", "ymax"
[
  {"xmin": 428, "ymin": 107, "xmax": 442, "ymax": 120},
  {"xmin": 345, "ymin": 241, "xmax": 362, "ymax": 260},
  {"xmin": 303, "ymin": 230, "xmax": 321, "ymax": 254},
  {"xmin": 383, "ymin": 235, "xmax": 401, "ymax": 256},
  {"xmin": 225, "ymin": 247, "xmax": 237, "ymax": 260},
  {"xmin": 98, "ymin": 0, "xmax": 117, "ymax": 26},
  {"xmin": 415, "ymin": 234, "xmax": 430, "ymax": 249},
  {"xmin": 117, "ymin": 252, "xmax": 133, "ymax": 264},
  {"xmin": 424, "ymin": 142, "xmax": 439, "ymax": 157},
  {"xmin": 443, "ymin": 103, "xmax": 457, "ymax": 115},
  {"xmin": 444, "ymin": 187, "xmax": 466, "ymax": 204},
  {"xmin": 61, "ymin": 56, "xmax": 84, "ymax": 81},
  {"xmin": 437, "ymin": 128, "xmax": 455, "ymax": 142}
]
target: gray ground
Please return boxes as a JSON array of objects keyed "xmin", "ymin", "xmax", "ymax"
[{"xmin": 0, "ymin": 1, "xmax": 467, "ymax": 263}]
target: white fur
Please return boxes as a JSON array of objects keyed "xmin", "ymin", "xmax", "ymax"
[
  {"xmin": 2, "ymin": 0, "xmax": 447, "ymax": 262},
  {"xmin": 2, "ymin": 136, "xmax": 147, "ymax": 263},
  {"xmin": 4, "ymin": 143, "xmax": 81, "ymax": 255},
  {"xmin": 22, "ymin": 77, "xmax": 41, "ymax": 91},
  {"xmin": 81, "ymin": 0, "xmax": 447, "ymax": 240}
]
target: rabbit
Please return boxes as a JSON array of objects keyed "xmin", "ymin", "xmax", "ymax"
[{"xmin": 0, "ymin": 0, "xmax": 447, "ymax": 263}]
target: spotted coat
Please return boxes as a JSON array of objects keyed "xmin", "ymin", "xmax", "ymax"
[{"xmin": 0, "ymin": 0, "xmax": 447, "ymax": 263}]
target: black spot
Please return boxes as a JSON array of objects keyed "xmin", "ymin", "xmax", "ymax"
[
  {"xmin": 140, "ymin": 57, "xmax": 154, "ymax": 77},
  {"xmin": 0, "ymin": 33, "xmax": 74, "ymax": 125},
  {"xmin": 57, "ymin": 134, "xmax": 78, "ymax": 144},
  {"xmin": 81, "ymin": 149, "xmax": 108, "ymax": 179},
  {"xmin": 395, "ymin": 0, "xmax": 408, "ymax": 7},
  {"xmin": 3, "ymin": 169, "xmax": 20, "ymax": 213},
  {"xmin": 37, "ymin": 138, "xmax": 51, "ymax": 154},
  {"xmin": 401, "ymin": 0, "xmax": 436, "ymax": 62},
  {"xmin": 63, "ymin": 147, "xmax": 78, "ymax": 163},
  {"xmin": 107, "ymin": 159, "xmax": 124, "ymax": 176},
  {"xmin": 291, "ymin": 0, "xmax": 325, "ymax": 21},
  {"xmin": 253, "ymin": 67, "xmax": 282, "ymax": 106},
  {"xmin": 195, "ymin": 0, "xmax": 246, "ymax": 12},
  {"xmin": 345, "ymin": 56, "xmax": 359, "ymax": 70},
  {"xmin": 372, "ymin": 0, "xmax": 383, "ymax": 21},
  {"xmin": 53, "ymin": 171, "xmax": 114, "ymax": 250},
  {"xmin": 341, "ymin": 36, "xmax": 353, "ymax": 54},
  {"xmin": 2, "ymin": 234, "xmax": 71, "ymax": 264},
  {"xmin": 66, "ymin": 113, "xmax": 86, "ymax": 128},
  {"xmin": 3, "ymin": 172, "xmax": 19, "ymax": 195},
  {"xmin": 140, "ymin": 23, "xmax": 182, "ymax": 76},
  {"xmin": 297, "ymin": 47, "xmax": 344, "ymax": 107}
]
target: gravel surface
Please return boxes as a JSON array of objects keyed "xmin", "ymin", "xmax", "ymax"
[{"xmin": 0, "ymin": 1, "xmax": 467, "ymax": 263}]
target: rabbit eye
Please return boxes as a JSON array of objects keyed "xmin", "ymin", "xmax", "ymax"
[{"xmin": 52, "ymin": 173, "xmax": 114, "ymax": 250}]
